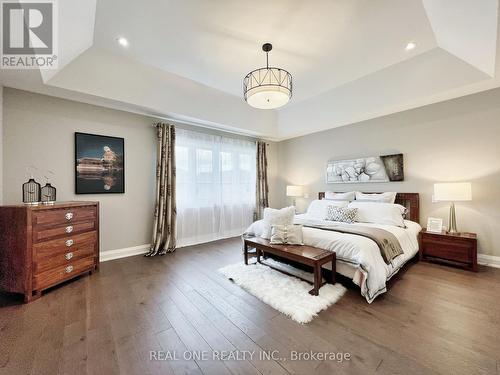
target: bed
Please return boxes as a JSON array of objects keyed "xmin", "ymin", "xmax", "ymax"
[{"xmin": 244, "ymin": 192, "xmax": 421, "ymax": 303}]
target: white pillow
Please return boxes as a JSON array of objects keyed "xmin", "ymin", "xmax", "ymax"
[
  {"xmin": 261, "ymin": 206, "xmax": 295, "ymax": 239},
  {"xmin": 325, "ymin": 191, "xmax": 356, "ymax": 201},
  {"xmin": 326, "ymin": 206, "xmax": 358, "ymax": 224},
  {"xmin": 348, "ymin": 202, "xmax": 406, "ymax": 228},
  {"xmin": 355, "ymin": 192, "xmax": 397, "ymax": 204},
  {"xmin": 270, "ymin": 225, "xmax": 304, "ymax": 245},
  {"xmin": 306, "ymin": 199, "xmax": 349, "ymax": 219}
]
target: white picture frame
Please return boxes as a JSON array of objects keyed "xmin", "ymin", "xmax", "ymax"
[{"xmin": 427, "ymin": 217, "xmax": 443, "ymax": 233}]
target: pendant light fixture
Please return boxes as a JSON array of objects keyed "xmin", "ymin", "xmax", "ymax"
[{"xmin": 243, "ymin": 43, "xmax": 292, "ymax": 109}]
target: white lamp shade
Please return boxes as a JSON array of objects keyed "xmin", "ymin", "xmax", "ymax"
[
  {"xmin": 286, "ymin": 185, "xmax": 303, "ymax": 197},
  {"xmin": 246, "ymin": 85, "xmax": 290, "ymax": 109},
  {"xmin": 434, "ymin": 182, "xmax": 472, "ymax": 202}
]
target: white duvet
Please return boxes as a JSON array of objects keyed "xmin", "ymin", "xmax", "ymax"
[{"xmin": 244, "ymin": 214, "xmax": 422, "ymax": 303}]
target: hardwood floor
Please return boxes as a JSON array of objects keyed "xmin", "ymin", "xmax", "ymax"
[{"xmin": 1, "ymin": 237, "xmax": 499, "ymax": 375}]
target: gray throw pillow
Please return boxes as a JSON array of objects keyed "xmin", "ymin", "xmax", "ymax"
[
  {"xmin": 270, "ymin": 224, "xmax": 304, "ymax": 245},
  {"xmin": 326, "ymin": 206, "xmax": 358, "ymax": 223}
]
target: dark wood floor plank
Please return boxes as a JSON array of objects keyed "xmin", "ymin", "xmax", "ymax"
[
  {"xmin": 321, "ymin": 293, "xmax": 496, "ymax": 375},
  {"xmin": 185, "ymin": 289, "xmax": 289, "ymax": 375},
  {"xmin": 156, "ymin": 327, "xmax": 203, "ymax": 375},
  {"xmin": 60, "ymin": 320, "xmax": 88, "ymax": 375},
  {"xmin": 30, "ymin": 288, "xmax": 66, "ymax": 375},
  {"xmin": 187, "ymin": 258, "xmax": 281, "ymax": 320},
  {"xmin": 129, "ymin": 278, "xmax": 173, "ymax": 335},
  {"xmin": 133, "ymin": 330, "xmax": 176, "ymax": 375},
  {"xmin": 1, "ymin": 236, "xmax": 499, "ymax": 375},
  {"xmin": 174, "ymin": 274, "xmax": 313, "ymax": 375},
  {"xmin": 180, "ymin": 242, "xmax": 280, "ymax": 319},
  {"xmin": 165, "ymin": 282, "xmax": 261, "ymax": 375},
  {"xmin": 0, "ymin": 298, "xmax": 50, "ymax": 374},
  {"xmin": 159, "ymin": 297, "xmax": 233, "ymax": 375},
  {"xmin": 85, "ymin": 324, "xmax": 121, "ymax": 375},
  {"xmin": 113, "ymin": 334, "xmax": 153, "ymax": 375}
]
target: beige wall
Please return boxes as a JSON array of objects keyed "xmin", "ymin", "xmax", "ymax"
[
  {"xmin": 2, "ymin": 88, "xmax": 273, "ymax": 253},
  {"xmin": 3, "ymin": 88, "xmax": 157, "ymax": 252},
  {"xmin": 0, "ymin": 86, "xmax": 3, "ymax": 204},
  {"xmin": 265, "ymin": 140, "xmax": 280, "ymax": 209},
  {"xmin": 276, "ymin": 87, "xmax": 500, "ymax": 257}
]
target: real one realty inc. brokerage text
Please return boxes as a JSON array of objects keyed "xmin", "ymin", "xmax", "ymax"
[{"xmin": 150, "ymin": 350, "xmax": 352, "ymax": 363}]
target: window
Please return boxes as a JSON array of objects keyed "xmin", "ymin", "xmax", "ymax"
[{"xmin": 176, "ymin": 128, "xmax": 256, "ymax": 247}]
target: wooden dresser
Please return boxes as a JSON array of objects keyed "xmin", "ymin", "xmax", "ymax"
[{"xmin": 0, "ymin": 201, "xmax": 99, "ymax": 302}]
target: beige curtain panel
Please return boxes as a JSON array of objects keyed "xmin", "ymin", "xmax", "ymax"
[
  {"xmin": 146, "ymin": 123, "xmax": 177, "ymax": 256},
  {"xmin": 255, "ymin": 140, "xmax": 269, "ymax": 219}
]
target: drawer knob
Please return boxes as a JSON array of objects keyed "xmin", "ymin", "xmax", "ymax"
[
  {"xmin": 65, "ymin": 252, "xmax": 74, "ymax": 260},
  {"xmin": 65, "ymin": 226, "xmax": 73, "ymax": 233},
  {"xmin": 65, "ymin": 265, "xmax": 74, "ymax": 273},
  {"xmin": 65, "ymin": 239, "xmax": 74, "ymax": 247},
  {"xmin": 65, "ymin": 212, "xmax": 74, "ymax": 220}
]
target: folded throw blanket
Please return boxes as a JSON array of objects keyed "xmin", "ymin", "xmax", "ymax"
[{"xmin": 303, "ymin": 223, "xmax": 404, "ymax": 264}]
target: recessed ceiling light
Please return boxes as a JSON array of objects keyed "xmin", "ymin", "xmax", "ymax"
[
  {"xmin": 117, "ymin": 37, "xmax": 129, "ymax": 47},
  {"xmin": 405, "ymin": 42, "xmax": 416, "ymax": 51}
]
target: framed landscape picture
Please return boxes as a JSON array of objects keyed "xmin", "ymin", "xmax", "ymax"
[{"xmin": 75, "ymin": 132, "xmax": 124, "ymax": 194}]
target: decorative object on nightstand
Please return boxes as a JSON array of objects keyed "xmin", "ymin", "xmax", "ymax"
[
  {"xmin": 433, "ymin": 182, "xmax": 472, "ymax": 233},
  {"xmin": 419, "ymin": 229, "xmax": 477, "ymax": 272},
  {"xmin": 286, "ymin": 185, "xmax": 303, "ymax": 206},
  {"xmin": 0, "ymin": 202, "xmax": 100, "ymax": 302},
  {"xmin": 426, "ymin": 217, "xmax": 443, "ymax": 233}
]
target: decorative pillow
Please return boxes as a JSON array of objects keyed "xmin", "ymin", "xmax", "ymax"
[
  {"xmin": 348, "ymin": 202, "xmax": 406, "ymax": 227},
  {"xmin": 325, "ymin": 191, "xmax": 356, "ymax": 201},
  {"xmin": 325, "ymin": 206, "xmax": 358, "ymax": 223},
  {"xmin": 355, "ymin": 192, "xmax": 397, "ymax": 204},
  {"xmin": 270, "ymin": 225, "xmax": 304, "ymax": 245},
  {"xmin": 306, "ymin": 199, "xmax": 349, "ymax": 219},
  {"xmin": 261, "ymin": 206, "xmax": 295, "ymax": 239}
]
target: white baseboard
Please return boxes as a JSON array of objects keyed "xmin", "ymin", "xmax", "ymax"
[
  {"xmin": 478, "ymin": 254, "xmax": 500, "ymax": 269},
  {"xmin": 100, "ymin": 244, "xmax": 150, "ymax": 262}
]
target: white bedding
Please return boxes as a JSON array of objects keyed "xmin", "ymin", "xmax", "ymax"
[{"xmin": 244, "ymin": 214, "xmax": 422, "ymax": 303}]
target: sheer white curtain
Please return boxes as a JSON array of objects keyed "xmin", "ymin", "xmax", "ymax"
[{"xmin": 176, "ymin": 128, "xmax": 257, "ymax": 247}]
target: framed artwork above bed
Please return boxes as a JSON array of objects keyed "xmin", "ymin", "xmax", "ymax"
[{"xmin": 326, "ymin": 154, "xmax": 404, "ymax": 184}]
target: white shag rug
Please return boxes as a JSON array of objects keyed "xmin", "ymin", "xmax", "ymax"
[{"xmin": 218, "ymin": 259, "xmax": 346, "ymax": 324}]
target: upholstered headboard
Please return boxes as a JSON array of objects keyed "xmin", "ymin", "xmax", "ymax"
[{"xmin": 318, "ymin": 192, "xmax": 420, "ymax": 224}]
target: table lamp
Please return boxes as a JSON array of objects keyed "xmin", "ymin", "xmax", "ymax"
[
  {"xmin": 286, "ymin": 185, "xmax": 303, "ymax": 206},
  {"xmin": 433, "ymin": 182, "xmax": 472, "ymax": 233}
]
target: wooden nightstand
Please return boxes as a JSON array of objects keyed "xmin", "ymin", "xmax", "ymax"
[{"xmin": 419, "ymin": 229, "xmax": 477, "ymax": 272}]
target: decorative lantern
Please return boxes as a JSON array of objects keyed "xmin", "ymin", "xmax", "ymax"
[
  {"xmin": 41, "ymin": 183, "xmax": 56, "ymax": 204},
  {"xmin": 22, "ymin": 178, "xmax": 41, "ymax": 204}
]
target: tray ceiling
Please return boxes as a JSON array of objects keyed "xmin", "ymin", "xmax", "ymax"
[{"xmin": 1, "ymin": 0, "xmax": 499, "ymax": 140}]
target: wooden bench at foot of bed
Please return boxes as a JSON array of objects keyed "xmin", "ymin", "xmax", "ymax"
[{"xmin": 243, "ymin": 236, "xmax": 336, "ymax": 296}]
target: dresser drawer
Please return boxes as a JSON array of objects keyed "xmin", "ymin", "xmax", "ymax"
[
  {"xmin": 422, "ymin": 238, "xmax": 472, "ymax": 263},
  {"xmin": 33, "ymin": 257, "xmax": 95, "ymax": 290},
  {"xmin": 34, "ymin": 231, "xmax": 97, "ymax": 274},
  {"xmin": 33, "ymin": 206, "xmax": 96, "ymax": 227},
  {"xmin": 33, "ymin": 221, "xmax": 96, "ymax": 242}
]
